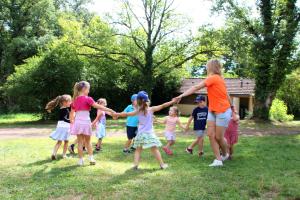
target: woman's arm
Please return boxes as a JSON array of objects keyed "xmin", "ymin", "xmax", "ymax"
[
  {"xmin": 151, "ymin": 99, "xmax": 176, "ymax": 113},
  {"xmin": 174, "ymin": 80, "xmax": 206, "ymax": 103}
]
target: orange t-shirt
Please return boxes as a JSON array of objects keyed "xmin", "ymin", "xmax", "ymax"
[{"xmin": 205, "ymin": 75, "xmax": 230, "ymax": 113}]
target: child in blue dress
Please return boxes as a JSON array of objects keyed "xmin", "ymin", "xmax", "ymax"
[{"xmin": 45, "ymin": 94, "xmax": 72, "ymax": 160}]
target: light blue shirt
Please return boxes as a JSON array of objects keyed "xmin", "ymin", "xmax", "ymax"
[{"xmin": 123, "ymin": 104, "xmax": 139, "ymax": 127}]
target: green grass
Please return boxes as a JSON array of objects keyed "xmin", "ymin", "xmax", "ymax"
[
  {"xmin": 0, "ymin": 135, "xmax": 299, "ymax": 199},
  {"xmin": 0, "ymin": 113, "xmax": 44, "ymax": 127}
]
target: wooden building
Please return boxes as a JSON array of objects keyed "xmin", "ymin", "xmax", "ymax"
[{"xmin": 176, "ymin": 78, "xmax": 255, "ymax": 119}]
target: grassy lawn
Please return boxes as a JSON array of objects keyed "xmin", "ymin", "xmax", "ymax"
[
  {"xmin": 0, "ymin": 135, "xmax": 299, "ymax": 199},
  {"xmin": 0, "ymin": 113, "xmax": 300, "ymax": 199}
]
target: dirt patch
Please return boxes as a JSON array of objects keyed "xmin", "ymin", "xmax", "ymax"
[{"xmin": 0, "ymin": 126, "xmax": 299, "ymax": 139}]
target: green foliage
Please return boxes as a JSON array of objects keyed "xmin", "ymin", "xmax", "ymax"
[
  {"xmin": 4, "ymin": 39, "xmax": 84, "ymax": 113},
  {"xmin": 269, "ymin": 98, "xmax": 294, "ymax": 122},
  {"xmin": 276, "ymin": 68, "xmax": 300, "ymax": 117}
]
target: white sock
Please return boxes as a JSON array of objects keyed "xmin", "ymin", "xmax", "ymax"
[{"xmin": 89, "ymin": 155, "xmax": 94, "ymax": 160}]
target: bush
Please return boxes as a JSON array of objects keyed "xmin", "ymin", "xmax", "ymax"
[{"xmin": 269, "ymin": 98, "xmax": 294, "ymax": 122}]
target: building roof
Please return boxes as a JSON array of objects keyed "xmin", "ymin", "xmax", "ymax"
[{"xmin": 178, "ymin": 78, "xmax": 255, "ymax": 96}]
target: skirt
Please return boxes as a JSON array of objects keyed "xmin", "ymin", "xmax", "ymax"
[
  {"xmin": 71, "ymin": 111, "xmax": 92, "ymax": 136},
  {"xmin": 133, "ymin": 132, "xmax": 162, "ymax": 149},
  {"xmin": 50, "ymin": 121, "xmax": 70, "ymax": 141},
  {"xmin": 95, "ymin": 123, "xmax": 106, "ymax": 139}
]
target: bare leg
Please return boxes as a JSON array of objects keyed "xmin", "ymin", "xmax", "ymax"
[
  {"xmin": 165, "ymin": 141, "xmax": 174, "ymax": 149},
  {"xmin": 77, "ymin": 135, "xmax": 84, "ymax": 159},
  {"xmin": 215, "ymin": 126, "xmax": 227, "ymax": 156},
  {"xmin": 134, "ymin": 147, "xmax": 142, "ymax": 166},
  {"xmin": 207, "ymin": 121, "xmax": 222, "ymax": 161},
  {"xmin": 151, "ymin": 147, "xmax": 164, "ymax": 166},
  {"xmin": 197, "ymin": 137, "xmax": 204, "ymax": 153},
  {"xmin": 62, "ymin": 141, "xmax": 68, "ymax": 156},
  {"xmin": 52, "ymin": 141, "xmax": 62, "ymax": 156},
  {"xmin": 96, "ymin": 138, "xmax": 103, "ymax": 149},
  {"xmin": 84, "ymin": 135, "xmax": 93, "ymax": 156},
  {"xmin": 124, "ymin": 139, "xmax": 132, "ymax": 149},
  {"xmin": 188, "ymin": 138, "xmax": 199, "ymax": 149}
]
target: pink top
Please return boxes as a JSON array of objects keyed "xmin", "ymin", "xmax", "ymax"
[
  {"xmin": 71, "ymin": 96, "xmax": 95, "ymax": 111},
  {"xmin": 164, "ymin": 116, "xmax": 179, "ymax": 133}
]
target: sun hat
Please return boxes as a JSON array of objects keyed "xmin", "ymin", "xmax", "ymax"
[{"xmin": 137, "ymin": 91, "xmax": 149, "ymax": 102}]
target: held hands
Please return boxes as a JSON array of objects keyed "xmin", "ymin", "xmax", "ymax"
[{"xmin": 173, "ymin": 96, "xmax": 182, "ymax": 104}]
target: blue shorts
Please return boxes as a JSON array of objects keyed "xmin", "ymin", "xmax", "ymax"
[
  {"xmin": 207, "ymin": 108, "xmax": 232, "ymax": 127},
  {"xmin": 195, "ymin": 130, "xmax": 205, "ymax": 137}
]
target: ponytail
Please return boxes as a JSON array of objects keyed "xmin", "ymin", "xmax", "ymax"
[
  {"xmin": 45, "ymin": 96, "xmax": 62, "ymax": 113},
  {"xmin": 137, "ymin": 98, "xmax": 149, "ymax": 116},
  {"xmin": 45, "ymin": 94, "xmax": 72, "ymax": 113}
]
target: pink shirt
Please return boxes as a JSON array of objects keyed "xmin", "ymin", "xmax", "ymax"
[
  {"xmin": 164, "ymin": 116, "xmax": 179, "ymax": 133},
  {"xmin": 71, "ymin": 96, "xmax": 95, "ymax": 111}
]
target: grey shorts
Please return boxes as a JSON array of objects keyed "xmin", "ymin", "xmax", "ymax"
[
  {"xmin": 195, "ymin": 130, "xmax": 205, "ymax": 137},
  {"xmin": 207, "ymin": 108, "xmax": 232, "ymax": 127}
]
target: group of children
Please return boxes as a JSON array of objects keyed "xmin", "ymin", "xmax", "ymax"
[{"xmin": 46, "ymin": 81, "xmax": 239, "ymax": 169}]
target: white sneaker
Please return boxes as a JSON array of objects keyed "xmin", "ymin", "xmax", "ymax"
[
  {"xmin": 221, "ymin": 153, "xmax": 229, "ymax": 161},
  {"xmin": 89, "ymin": 158, "xmax": 96, "ymax": 165},
  {"xmin": 209, "ymin": 159, "xmax": 223, "ymax": 167},
  {"xmin": 63, "ymin": 155, "xmax": 68, "ymax": 159},
  {"xmin": 78, "ymin": 159, "xmax": 84, "ymax": 166},
  {"xmin": 160, "ymin": 164, "xmax": 168, "ymax": 169}
]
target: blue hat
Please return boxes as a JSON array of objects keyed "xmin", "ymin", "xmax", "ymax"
[
  {"xmin": 137, "ymin": 91, "xmax": 149, "ymax": 102},
  {"xmin": 195, "ymin": 95, "xmax": 205, "ymax": 103},
  {"xmin": 131, "ymin": 94, "xmax": 138, "ymax": 101}
]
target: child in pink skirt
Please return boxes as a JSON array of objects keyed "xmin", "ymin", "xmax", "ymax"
[
  {"xmin": 70, "ymin": 81, "xmax": 116, "ymax": 166},
  {"xmin": 224, "ymin": 112, "xmax": 240, "ymax": 160},
  {"xmin": 162, "ymin": 106, "xmax": 185, "ymax": 155}
]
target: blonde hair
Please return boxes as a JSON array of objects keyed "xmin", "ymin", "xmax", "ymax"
[
  {"xmin": 73, "ymin": 81, "xmax": 90, "ymax": 100},
  {"xmin": 137, "ymin": 98, "xmax": 150, "ymax": 115},
  {"xmin": 45, "ymin": 94, "xmax": 72, "ymax": 113},
  {"xmin": 170, "ymin": 106, "xmax": 180, "ymax": 116},
  {"xmin": 206, "ymin": 59, "xmax": 222, "ymax": 76},
  {"xmin": 97, "ymin": 98, "xmax": 107, "ymax": 106}
]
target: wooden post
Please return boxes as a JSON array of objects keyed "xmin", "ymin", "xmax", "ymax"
[
  {"xmin": 233, "ymin": 97, "xmax": 240, "ymax": 113},
  {"xmin": 248, "ymin": 95, "xmax": 254, "ymax": 113}
]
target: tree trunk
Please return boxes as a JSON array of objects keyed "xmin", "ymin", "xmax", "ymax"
[{"xmin": 253, "ymin": 89, "xmax": 275, "ymax": 120}]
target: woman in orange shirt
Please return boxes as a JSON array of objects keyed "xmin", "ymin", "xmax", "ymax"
[{"xmin": 175, "ymin": 59, "xmax": 237, "ymax": 167}]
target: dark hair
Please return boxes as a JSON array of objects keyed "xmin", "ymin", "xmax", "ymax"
[{"xmin": 45, "ymin": 95, "xmax": 71, "ymax": 113}]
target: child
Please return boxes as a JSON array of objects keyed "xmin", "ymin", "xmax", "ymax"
[
  {"xmin": 70, "ymin": 81, "xmax": 116, "ymax": 166},
  {"xmin": 224, "ymin": 110, "xmax": 240, "ymax": 160},
  {"xmin": 123, "ymin": 94, "xmax": 139, "ymax": 153},
  {"xmin": 92, "ymin": 98, "xmax": 113, "ymax": 151},
  {"xmin": 162, "ymin": 106, "xmax": 185, "ymax": 155},
  {"xmin": 116, "ymin": 91, "xmax": 175, "ymax": 169},
  {"xmin": 185, "ymin": 95, "xmax": 208, "ymax": 157},
  {"xmin": 45, "ymin": 94, "xmax": 72, "ymax": 160}
]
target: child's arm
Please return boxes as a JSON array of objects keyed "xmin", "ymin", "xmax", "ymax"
[
  {"xmin": 185, "ymin": 116, "xmax": 193, "ymax": 131},
  {"xmin": 70, "ymin": 108, "xmax": 75, "ymax": 124},
  {"xmin": 92, "ymin": 103, "xmax": 115, "ymax": 114},
  {"xmin": 177, "ymin": 119, "xmax": 186, "ymax": 130},
  {"xmin": 92, "ymin": 111, "xmax": 103, "ymax": 128},
  {"xmin": 150, "ymin": 99, "xmax": 176, "ymax": 113},
  {"xmin": 116, "ymin": 110, "xmax": 138, "ymax": 118}
]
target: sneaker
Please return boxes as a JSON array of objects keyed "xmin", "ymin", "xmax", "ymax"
[
  {"xmin": 198, "ymin": 151, "xmax": 204, "ymax": 157},
  {"xmin": 78, "ymin": 159, "xmax": 84, "ymax": 166},
  {"xmin": 51, "ymin": 155, "xmax": 56, "ymax": 160},
  {"xmin": 162, "ymin": 147, "xmax": 169, "ymax": 155},
  {"xmin": 221, "ymin": 153, "xmax": 230, "ymax": 161},
  {"xmin": 95, "ymin": 146, "xmax": 101, "ymax": 152},
  {"xmin": 131, "ymin": 165, "xmax": 138, "ymax": 170},
  {"xmin": 123, "ymin": 149, "xmax": 129, "ymax": 154},
  {"xmin": 89, "ymin": 158, "xmax": 96, "ymax": 165},
  {"xmin": 185, "ymin": 147, "xmax": 193, "ymax": 154},
  {"xmin": 130, "ymin": 146, "xmax": 136, "ymax": 151},
  {"xmin": 68, "ymin": 144, "xmax": 75, "ymax": 154},
  {"xmin": 209, "ymin": 159, "xmax": 223, "ymax": 167},
  {"xmin": 160, "ymin": 164, "xmax": 168, "ymax": 169}
]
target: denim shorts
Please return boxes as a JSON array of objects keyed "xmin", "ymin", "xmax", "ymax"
[
  {"xmin": 207, "ymin": 108, "xmax": 232, "ymax": 127},
  {"xmin": 195, "ymin": 130, "xmax": 205, "ymax": 137}
]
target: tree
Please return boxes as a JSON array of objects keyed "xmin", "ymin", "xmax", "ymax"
[
  {"xmin": 215, "ymin": 0, "xmax": 300, "ymax": 120},
  {"xmin": 78, "ymin": 0, "xmax": 215, "ymax": 96}
]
